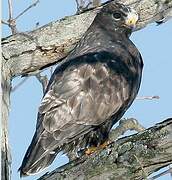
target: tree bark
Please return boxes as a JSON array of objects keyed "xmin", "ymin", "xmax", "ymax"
[
  {"xmin": 1, "ymin": 0, "xmax": 172, "ymax": 179},
  {"xmin": 1, "ymin": 58, "xmax": 12, "ymax": 180},
  {"xmin": 2, "ymin": 0, "xmax": 172, "ymax": 78},
  {"xmin": 38, "ymin": 118, "xmax": 172, "ymax": 180}
]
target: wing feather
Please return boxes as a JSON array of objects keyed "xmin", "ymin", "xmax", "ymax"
[
  {"xmin": 20, "ymin": 52, "xmax": 138, "ymax": 176},
  {"xmin": 39, "ymin": 59, "xmax": 129, "ymax": 139}
]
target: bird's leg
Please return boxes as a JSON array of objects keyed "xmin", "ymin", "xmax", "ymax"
[
  {"xmin": 109, "ymin": 118, "xmax": 145, "ymax": 142},
  {"xmin": 85, "ymin": 118, "xmax": 145, "ymax": 155}
]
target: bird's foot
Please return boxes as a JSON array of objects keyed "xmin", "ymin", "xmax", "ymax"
[{"xmin": 85, "ymin": 141, "xmax": 110, "ymax": 155}]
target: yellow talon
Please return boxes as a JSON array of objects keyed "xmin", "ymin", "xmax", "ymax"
[
  {"xmin": 99, "ymin": 141, "xmax": 110, "ymax": 149},
  {"xmin": 85, "ymin": 146, "xmax": 98, "ymax": 155},
  {"xmin": 85, "ymin": 141, "xmax": 111, "ymax": 155}
]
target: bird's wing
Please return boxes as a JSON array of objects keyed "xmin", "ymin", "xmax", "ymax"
[
  {"xmin": 38, "ymin": 52, "xmax": 133, "ymax": 147},
  {"xmin": 19, "ymin": 52, "xmax": 132, "ymax": 175}
]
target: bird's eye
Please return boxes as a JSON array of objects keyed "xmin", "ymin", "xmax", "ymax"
[{"xmin": 112, "ymin": 12, "xmax": 122, "ymax": 20}]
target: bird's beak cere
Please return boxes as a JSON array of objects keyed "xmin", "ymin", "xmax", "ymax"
[{"xmin": 125, "ymin": 10, "xmax": 138, "ymax": 29}]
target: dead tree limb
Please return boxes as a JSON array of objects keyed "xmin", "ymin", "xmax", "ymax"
[
  {"xmin": 1, "ymin": 0, "xmax": 172, "ymax": 180},
  {"xmin": 1, "ymin": 60, "xmax": 12, "ymax": 180},
  {"xmin": 2, "ymin": 0, "xmax": 172, "ymax": 78},
  {"xmin": 38, "ymin": 118, "xmax": 172, "ymax": 180}
]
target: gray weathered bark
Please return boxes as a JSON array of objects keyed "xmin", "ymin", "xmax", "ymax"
[
  {"xmin": 37, "ymin": 118, "xmax": 172, "ymax": 180},
  {"xmin": 1, "ymin": 60, "xmax": 12, "ymax": 180},
  {"xmin": 1, "ymin": 0, "xmax": 172, "ymax": 179},
  {"xmin": 2, "ymin": 0, "xmax": 172, "ymax": 78}
]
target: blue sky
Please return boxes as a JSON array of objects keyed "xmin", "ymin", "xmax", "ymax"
[{"xmin": 2, "ymin": 0, "xmax": 172, "ymax": 180}]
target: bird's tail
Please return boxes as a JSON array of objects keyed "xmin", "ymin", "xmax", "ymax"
[{"xmin": 18, "ymin": 131, "xmax": 60, "ymax": 177}]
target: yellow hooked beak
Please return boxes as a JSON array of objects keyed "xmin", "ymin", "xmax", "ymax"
[{"xmin": 125, "ymin": 10, "xmax": 138, "ymax": 29}]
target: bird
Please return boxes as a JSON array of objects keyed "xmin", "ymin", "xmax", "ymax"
[{"xmin": 19, "ymin": 2, "xmax": 143, "ymax": 176}]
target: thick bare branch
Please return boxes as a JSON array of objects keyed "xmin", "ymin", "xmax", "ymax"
[
  {"xmin": 37, "ymin": 118, "xmax": 172, "ymax": 180},
  {"xmin": 1, "ymin": 61, "xmax": 12, "ymax": 180},
  {"xmin": 2, "ymin": 0, "xmax": 172, "ymax": 78}
]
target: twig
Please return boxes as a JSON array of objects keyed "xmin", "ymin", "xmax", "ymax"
[
  {"xmin": 35, "ymin": 22, "xmax": 40, "ymax": 29},
  {"xmin": 7, "ymin": 0, "xmax": 18, "ymax": 34},
  {"xmin": 50, "ymin": 67, "xmax": 54, "ymax": 76},
  {"xmin": 4, "ymin": 0, "xmax": 40, "ymax": 35},
  {"xmin": 35, "ymin": 73, "xmax": 48, "ymax": 94},
  {"xmin": 8, "ymin": 0, "xmax": 13, "ymax": 20},
  {"xmin": 92, "ymin": 0, "xmax": 101, "ymax": 7},
  {"xmin": 15, "ymin": 0, "xmax": 40, "ymax": 20},
  {"xmin": 134, "ymin": 155, "xmax": 148, "ymax": 179},
  {"xmin": 109, "ymin": 118, "xmax": 145, "ymax": 141},
  {"xmin": 75, "ymin": 0, "xmax": 83, "ymax": 12},
  {"xmin": 1, "ymin": 20, "xmax": 9, "ymax": 25},
  {"xmin": 136, "ymin": 96, "xmax": 160, "ymax": 100},
  {"xmin": 11, "ymin": 77, "xmax": 28, "ymax": 92},
  {"xmin": 148, "ymin": 166, "xmax": 172, "ymax": 179},
  {"xmin": 75, "ymin": 0, "xmax": 93, "ymax": 13}
]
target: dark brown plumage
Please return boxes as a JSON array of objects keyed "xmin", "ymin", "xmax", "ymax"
[{"xmin": 19, "ymin": 2, "xmax": 143, "ymax": 176}]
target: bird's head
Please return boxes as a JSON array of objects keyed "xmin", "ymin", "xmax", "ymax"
[{"xmin": 95, "ymin": 2, "xmax": 138, "ymax": 35}]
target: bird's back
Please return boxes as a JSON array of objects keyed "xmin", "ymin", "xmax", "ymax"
[{"xmin": 19, "ymin": 3, "xmax": 143, "ymax": 176}]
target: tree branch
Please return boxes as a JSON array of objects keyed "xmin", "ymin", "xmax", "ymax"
[
  {"xmin": 136, "ymin": 95, "xmax": 160, "ymax": 100},
  {"xmin": 11, "ymin": 77, "xmax": 28, "ymax": 92},
  {"xmin": 2, "ymin": 0, "xmax": 172, "ymax": 78},
  {"xmin": 37, "ymin": 118, "xmax": 172, "ymax": 180},
  {"xmin": 7, "ymin": 0, "xmax": 18, "ymax": 34},
  {"xmin": 15, "ymin": 0, "xmax": 40, "ymax": 20},
  {"xmin": 2, "ymin": 0, "xmax": 40, "ymax": 35},
  {"xmin": 35, "ymin": 73, "xmax": 48, "ymax": 94},
  {"xmin": 1, "ymin": 0, "xmax": 172, "ymax": 179},
  {"xmin": 1, "ymin": 20, "xmax": 10, "ymax": 25},
  {"xmin": 150, "ymin": 166, "xmax": 172, "ymax": 180},
  {"xmin": 75, "ymin": 0, "xmax": 101, "ymax": 13},
  {"xmin": 1, "ymin": 61, "xmax": 12, "ymax": 180},
  {"xmin": 8, "ymin": 0, "xmax": 13, "ymax": 21}
]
